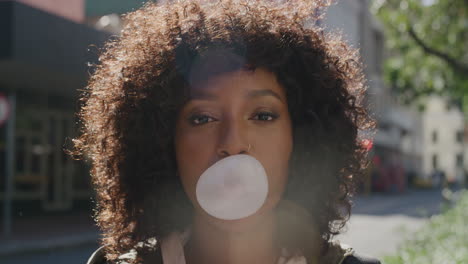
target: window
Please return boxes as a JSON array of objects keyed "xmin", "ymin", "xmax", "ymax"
[
  {"xmin": 446, "ymin": 103, "xmax": 452, "ymax": 111},
  {"xmin": 432, "ymin": 130, "xmax": 438, "ymax": 143},
  {"xmin": 15, "ymin": 136, "xmax": 26, "ymax": 173},
  {"xmin": 456, "ymin": 130, "xmax": 464, "ymax": 143},
  {"xmin": 456, "ymin": 153, "xmax": 464, "ymax": 168},
  {"xmin": 432, "ymin": 154, "xmax": 438, "ymax": 169},
  {"xmin": 374, "ymin": 30, "xmax": 384, "ymax": 75}
]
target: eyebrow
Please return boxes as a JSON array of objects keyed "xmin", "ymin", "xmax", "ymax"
[
  {"xmin": 189, "ymin": 89, "xmax": 284, "ymax": 102},
  {"xmin": 246, "ymin": 89, "xmax": 283, "ymax": 102}
]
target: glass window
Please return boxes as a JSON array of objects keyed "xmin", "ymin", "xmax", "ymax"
[
  {"xmin": 456, "ymin": 153, "xmax": 464, "ymax": 168},
  {"xmin": 456, "ymin": 130, "xmax": 464, "ymax": 143},
  {"xmin": 432, "ymin": 130, "xmax": 438, "ymax": 143}
]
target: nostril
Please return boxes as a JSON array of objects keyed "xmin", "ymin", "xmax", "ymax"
[{"xmin": 217, "ymin": 143, "xmax": 250, "ymax": 157}]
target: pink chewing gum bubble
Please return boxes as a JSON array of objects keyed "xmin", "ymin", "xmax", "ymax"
[{"xmin": 195, "ymin": 154, "xmax": 269, "ymax": 220}]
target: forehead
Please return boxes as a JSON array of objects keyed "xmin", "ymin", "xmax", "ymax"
[{"xmin": 189, "ymin": 68, "xmax": 286, "ymax": 99}]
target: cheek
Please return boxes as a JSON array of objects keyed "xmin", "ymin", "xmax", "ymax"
[
  {"xmin": 175, "ymin": 128, "xmax": 216, "ymax": 202},
  {"xmin": 269, "ymin": 136, "xmax": 292, "ymax": 194},
  {"xmin": 254, "ymin": 123, "xmax": 293, "ymax": 199}
]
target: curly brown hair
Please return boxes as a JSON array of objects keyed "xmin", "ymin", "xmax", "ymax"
[{"xmin": 74, "ymin": 0, "xmax": 374, "ymax": 263}]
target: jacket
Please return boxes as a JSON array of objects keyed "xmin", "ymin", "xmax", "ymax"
[{"xmin": 86, "ymin": 243, "xmax": 381, "ymax": 264}]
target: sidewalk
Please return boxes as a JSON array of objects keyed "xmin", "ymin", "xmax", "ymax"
[
  {"xmin": 336, "ymin": 188, "xmax": 444, "ymax": 258},
  {"xmin": 0, "ymin": 210, "xmax": 99, "ymax": 256}
]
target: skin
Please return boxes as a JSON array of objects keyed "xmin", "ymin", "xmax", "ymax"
[{"xmin": 175, "ymin": 68, "xmax": 293, "ymax": 264}]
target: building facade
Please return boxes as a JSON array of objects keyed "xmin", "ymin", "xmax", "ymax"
[
  {"xmin": 419, "ymin": 96, "xmax": 465, "ymax": 184},
  {"xmin": 325, "ymin": 0, "xmax": 422, "ymax": 192},
  {"xmin": 325, "ymin": 1, "xmax": 468, "ymax": 189},
  {"xmin": 0, "ymin": 0, "xmax": 109, "ymax": 213}
]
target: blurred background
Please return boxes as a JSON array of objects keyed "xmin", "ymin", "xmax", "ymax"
[{"xmin": 0, "ymin": 0, "xmax": 466, "ymax": 263}]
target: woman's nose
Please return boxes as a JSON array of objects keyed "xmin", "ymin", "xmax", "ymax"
[{"xmin": 216, "ymin": 119, "xmax": 250, "ymax": 157}]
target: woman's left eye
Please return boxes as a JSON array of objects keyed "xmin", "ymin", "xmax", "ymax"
[
  {"xmin": 188, "ymin": 114, "xmax": 216, "ymax": 126},
  {"xmin": 251, "ymin": 112, "xmax": 279, "ymax": 121}
]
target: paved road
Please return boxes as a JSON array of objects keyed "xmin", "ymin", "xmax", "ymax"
[
  {"xmin": 336, "ymin": 188, "xmax": 444, "ymax": 258},
  {"xmin": 0, "ymin": 243, "xmax": 98, "ymax": 264}
]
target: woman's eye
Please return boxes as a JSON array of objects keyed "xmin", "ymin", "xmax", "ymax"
[
  {"xmin": 188, "ymin": 114, "xmax": 216, "ymax": 126},
  {"xmin": 252, "ymin": 112, "xmax": 279, "ymax": 121}
]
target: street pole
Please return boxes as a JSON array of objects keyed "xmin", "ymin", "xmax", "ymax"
[{"xmin": 3, "ymin": 93, "xmax": 16, "ymax": 236}]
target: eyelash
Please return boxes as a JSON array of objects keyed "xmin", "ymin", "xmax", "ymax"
[
  {"xmin": 188, "ymin": 112, "xmax": 279, "ymax": 126},
  {"xmin": 252, "ymin": 111, "xmax": 279, "ymax": 122},
  {"xmin": 188, "ymin": 114, "xmax": 216, "ymax": 126}
]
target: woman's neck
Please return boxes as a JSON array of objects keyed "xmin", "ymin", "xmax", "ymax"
[{"xmin": 186, "ymin": 211, "xmax": 279, "ymax": 264}]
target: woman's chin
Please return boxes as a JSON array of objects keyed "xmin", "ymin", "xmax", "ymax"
[{"xmin": 198, "ymin": 206, "xmax": 275, "ymax": 234}]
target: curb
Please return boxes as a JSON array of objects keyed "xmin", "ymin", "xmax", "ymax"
[{"xmin": 0, "ymin": 232, "xmax": 99, "ymax": 257}]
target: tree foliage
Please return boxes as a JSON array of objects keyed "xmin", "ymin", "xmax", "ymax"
[{"xmin": 372, "ymin": 0, "xmax": 468, "ymax": 107}]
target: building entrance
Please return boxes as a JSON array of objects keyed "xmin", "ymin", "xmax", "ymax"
[{"xmin": 8, "ymin": 108, "xmax": 89, "ymax": 211}]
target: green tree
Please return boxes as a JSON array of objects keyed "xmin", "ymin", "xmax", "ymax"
[{"xmin": 372, "ymin": 0, "xmax": 468, "ymax": 107}]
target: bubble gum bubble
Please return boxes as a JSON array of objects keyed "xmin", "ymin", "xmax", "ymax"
[{"xmin": 195, "ymin": 154, "xmax": 269, "ymax": 220}]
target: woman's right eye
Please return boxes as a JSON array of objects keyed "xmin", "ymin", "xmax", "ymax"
[{"xmin": 188, "ymin": 114, "xmax": 216, "ymax": 126}]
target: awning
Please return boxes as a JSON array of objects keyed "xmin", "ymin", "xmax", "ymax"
[{"xmin": 0, "ymin": 1, "xmax": 110, "ymax": 97}]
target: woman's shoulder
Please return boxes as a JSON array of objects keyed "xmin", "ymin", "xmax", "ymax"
[
  {"xmin": 325, "ymin": 241, "xmax": 381, "ymax": 264},
  {"xmin": 86, "ymin": 245, "xmax": 163, "ymax": 264},
  {"xmin": 86, "ymin": 241, "xmax": 380, "ymax": 264},
  {"xmin": 342, "ymin": 253, "xmax": 381, "ymax": 264}
]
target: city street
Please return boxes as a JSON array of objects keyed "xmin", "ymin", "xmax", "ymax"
[
  {"xmin": 0, "ymin": 188, "xmax": 445, "ymax": 264},
  {"xmin": 0, "ymin": 243, "xmax": 99, "ymax": 264},
  {"xmin": 1, "ymin": 0, "xmax": 465, "ymax": 263},
  {"xmin": 336, "ymin": 188, "xmax": 444, "ymax": 258}
]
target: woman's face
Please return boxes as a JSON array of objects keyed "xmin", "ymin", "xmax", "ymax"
[{"xmin": 175, "ymin": 68, "xmax": 293, "ymax": 228}]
